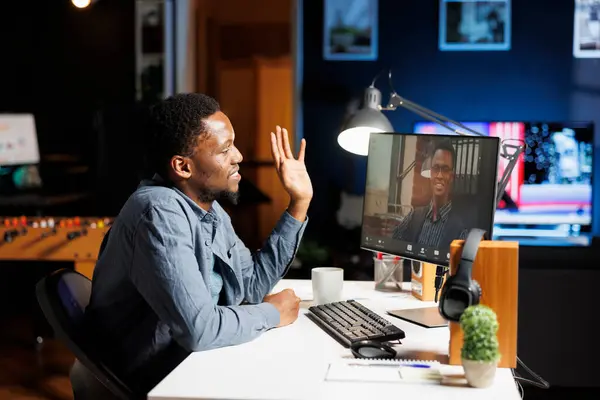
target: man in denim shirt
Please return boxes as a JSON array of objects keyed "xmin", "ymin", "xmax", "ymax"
[{"xmin": 82, "ymin": 93, "xmax": 312, "ymax": 397}]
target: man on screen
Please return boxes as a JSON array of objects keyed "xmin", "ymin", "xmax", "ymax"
[{"xmin": 391, "ymin": 140, "xmax": 469, "ymax": 249}]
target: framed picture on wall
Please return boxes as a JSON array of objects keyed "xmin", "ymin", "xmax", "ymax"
[
  {"xmin": 323, "ymin": 0, "xmax": 378, "ymax": 61},
  {"xmin": 439, "ymin": 0, "xmax": 511, "ymax": 51},
  {"xmin": 573, "ymin": 0, "xmax": 600, "ymax": 58}
]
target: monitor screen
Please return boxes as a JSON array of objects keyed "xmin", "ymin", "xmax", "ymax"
[
  {"xmin": 0, "ymin": 114, "xmax": 40, "ymax": 166},
  {"xmin": 361, "ymin": 132, "xmax": 500, "ymax": 266},
  {"xmin": 0, "ymin": 114, "xmax": 42, "ymax": 194},
  {"xmin": 413, "ymin": 121, "xmax": 594, "ymax": 240}
]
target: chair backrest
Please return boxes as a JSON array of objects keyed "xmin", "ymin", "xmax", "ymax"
[{"xmin": 36, "ymin": 268, "xmax": 135, "ymax": 400}]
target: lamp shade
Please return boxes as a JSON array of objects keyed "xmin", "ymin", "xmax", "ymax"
[
  {"xmin": 337, "ymin": 86, "xmax": 394, "ymax": 156},
  {"xmin": 420, "ymin": 156, "xmax": 432, "ymax": 178},
  {"xmin": 338, "ymin": 109, "xmax": 394, "ymax": 156}
]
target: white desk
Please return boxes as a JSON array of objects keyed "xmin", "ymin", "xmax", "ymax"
[{"xmin": 148, "ymin": 280, "xmax": 520, "ymax": 400}]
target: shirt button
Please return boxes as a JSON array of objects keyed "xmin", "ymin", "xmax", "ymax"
[{"xmin": 204, "ymin": 240, "xmax": 210, "ymax": 246}]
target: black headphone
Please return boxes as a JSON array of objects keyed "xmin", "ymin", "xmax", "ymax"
[{"xmin": 438, "ymin": 228, "xmax": 487, "ymax": 322}]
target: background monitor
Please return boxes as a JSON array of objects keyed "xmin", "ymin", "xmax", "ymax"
[
  {"xmin": 0, "ymin": 114, "xmax": 40, "ymax": 166},
  {"xmin": 0, "ymin": 114, "xmax": 42, "ymax": 194},
  {"xmin": 413, "ymin": 121, "xmax": 594, "ymax": 242},
  {"xmin": 360, "ymin": 132, "xmax": 500, "ymax": 267}
]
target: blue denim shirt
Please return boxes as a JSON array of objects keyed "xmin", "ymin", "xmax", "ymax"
[{"xmin": 84, "ymin": 175, "xmax": 307, "ymax": 392}]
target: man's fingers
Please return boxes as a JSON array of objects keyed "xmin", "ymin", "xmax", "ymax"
[
  {"xmin": 298, "ymin": 138, "xmax": 306, "ymax": 162},
  {"xmin": 276, "ymin": 126, "xmax": 286, "ymax": 161},
  {"xmin": 282, "ymin": 128, "xmax": 294, "ymax": 159},
  {"xmin": 270, "ymin": 132, "xmax": 281, "ymax": 167}
]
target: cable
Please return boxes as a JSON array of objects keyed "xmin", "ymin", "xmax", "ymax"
[
  {"xmin": 512, "ymin": 369, "xmax": 524, "ymax": 399},
  {"xmin": 512, "ymin": 356, "xmax": 550, "ymax": 391},
  {"xmin": 387, "ymin": 69, "xmax": 396, "ymax": 94},
  {"xmin": 370, "ymin": 68, "xmax": 386, "ymax": 87},
  {"xmin": 434, "ymin": 265, "xmax": 448, "ymax": 303}
]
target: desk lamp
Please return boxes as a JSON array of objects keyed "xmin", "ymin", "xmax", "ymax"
[{"xmin": 338, "ymin": 70, "xmax": 525, "ymax": 207}]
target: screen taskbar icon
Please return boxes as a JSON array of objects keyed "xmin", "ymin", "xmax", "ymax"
[{"xmin": 364, "ymin": 237, "xmax": 449, "ymax": 263}]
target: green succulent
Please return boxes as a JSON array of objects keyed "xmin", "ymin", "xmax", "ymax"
[{"xmin": 460, "ymin": 304, "xmax": 501, "ymax": 363}]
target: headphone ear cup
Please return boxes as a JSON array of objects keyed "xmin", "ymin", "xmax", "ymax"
[{"xmin": 472, "ymin": 280, "xmax": 482, "ymax": 305}]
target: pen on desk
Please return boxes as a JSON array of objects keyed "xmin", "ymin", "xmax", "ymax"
[{"xmin": 400, "ymin": 364, "xmax": 431, "ymax": 369}]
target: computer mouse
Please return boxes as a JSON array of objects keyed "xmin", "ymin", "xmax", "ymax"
[{"xmin": 350, "ymin": 340, "xmax": 397, "ymax": 359}]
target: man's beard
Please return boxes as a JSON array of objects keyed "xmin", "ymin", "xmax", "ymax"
[{"xmin": 197, "ymin": 189, "xmax": 240, "ymax": 205}]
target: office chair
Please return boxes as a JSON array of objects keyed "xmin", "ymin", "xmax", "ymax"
[{"xmin": 35, "ymin": 268, "xmax": 136, "ymax": 400}]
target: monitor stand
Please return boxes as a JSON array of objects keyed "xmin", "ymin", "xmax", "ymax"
[{"xmin": 387, "ymin": 306, "xmax": 448, "ymax": 328}]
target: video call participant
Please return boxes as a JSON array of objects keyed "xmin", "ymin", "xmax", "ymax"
[
  {"xmin": 392, "ymin": 139, "xmax": 469, "ymax": 250},
  {"xmin": 82, "ymin": 93, "xmax": 313, "ymax": 397}
]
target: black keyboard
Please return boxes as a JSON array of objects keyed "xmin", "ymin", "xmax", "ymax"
[{"xmin": 307, "ymin": 299, "xmax": 406, "ymax": 347}]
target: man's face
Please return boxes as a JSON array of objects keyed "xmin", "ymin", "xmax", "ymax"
[
  {"xmin": 187, "ymin": 111, "xmax": 243, "ymax": 203},
  {"xmin": 430, "ymin": 149, "xmax": 454, "ymax": 198}
]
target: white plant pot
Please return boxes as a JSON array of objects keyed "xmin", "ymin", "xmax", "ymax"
[{"xmin": 462, "ymin": 358, "xmax": 497, "ymax": 388}]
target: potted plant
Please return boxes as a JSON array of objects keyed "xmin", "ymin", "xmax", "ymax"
[{"xmin": 459, "ymin": 304, "xmax": 501, "ymax": 388}]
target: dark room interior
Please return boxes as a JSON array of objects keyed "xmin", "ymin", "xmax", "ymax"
[{"xmin": 1, "ymin": 0, "xmax": 599, "ymax": 399}]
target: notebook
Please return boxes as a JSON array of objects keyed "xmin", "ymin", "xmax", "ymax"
[
  {"xmin": 387, "ymin": 307, "xmax": 448, "ymax": 328},
  {"xmin": 325, "ymin": 358, "xmax": 442, "ymax": 384}
]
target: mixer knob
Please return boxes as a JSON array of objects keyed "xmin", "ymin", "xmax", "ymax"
[
  {"xmin": 66, "ymin": 229, "xmax": 88, "ymax": 240},
  {"xmin": 3, "ymin": 228, "xmax": 26, "ymax": 243},
  {"xmin": 32, "ymin": 221, "xmax": 39, "ymax": 228},
  {"xmin": 40, "ymin": 220, "xmax": 47, "ymax": 228},
  {"xmin": 47, "ymin": 218, "xmax": 55, "ymax": 228},
  {"xmin": 41, "ymin": 228, "xmax": 57, "ymax": 238}
]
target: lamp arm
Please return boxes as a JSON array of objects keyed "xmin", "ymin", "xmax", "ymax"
[
  {"xmin": 398, "ymin": 159, "xmax": 416, "ymax": 180},
  {"xmin": 381, "ymin": 90, "xmax": 526, "ymax": 208},
  {"xmin": 495, "ymin": 143, "xmax": 525, "ymax": 207},
  {"xmin": 383, "ymin": 94, "xmax": 462, "ymax": 135},
  {"xmin": 385, "ymin": 93, "xmax": 485, "ymax": 137}
]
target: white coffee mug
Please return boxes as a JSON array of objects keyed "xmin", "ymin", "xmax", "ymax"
[{"xmin": 311, "ymin": 267, "xmax": 343, "ymax": 305}]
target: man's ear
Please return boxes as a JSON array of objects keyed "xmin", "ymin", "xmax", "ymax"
[{"xmin": 170, "ymin": 156, "xmax": 192, "ymax": 179}]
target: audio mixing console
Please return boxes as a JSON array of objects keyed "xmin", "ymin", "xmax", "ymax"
[{"xmin": 0, "ymin": 216, "xmax": 113, "ymax": 279}]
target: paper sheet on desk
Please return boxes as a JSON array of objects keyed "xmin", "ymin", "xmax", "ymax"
[{"xmin": 325, "ymin": 359, "xmax": 442, "ymax": 384}]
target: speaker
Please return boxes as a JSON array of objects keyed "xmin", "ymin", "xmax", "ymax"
[{"xmin": 447, "ymin": 238, "xmax": 519, "ymax": 369}]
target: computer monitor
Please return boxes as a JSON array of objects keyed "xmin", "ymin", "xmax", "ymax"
[
  {"xmin": 413, "ymin": 120, "xmax": 594, "ymax": 241},
  {"xmin": 0, "ymin": 114, "xmax": 42, "ymax": 193},
  {"xmin": 361, "ymin": 132, "xmax": 500, "ymax": 267},
  {"xmin": 0, "ymin": 114, "xmax": 40, "ymax": 166}
]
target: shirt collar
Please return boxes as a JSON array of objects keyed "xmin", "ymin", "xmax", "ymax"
[
  {"xmin": 140, "ymin": 173, "xmax": 222, "ymax": 224},
  {"xmin": 425, "ymin": 200, "xmax": 452, "ymax": 222}
]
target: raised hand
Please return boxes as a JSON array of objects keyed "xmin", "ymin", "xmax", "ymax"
[{"xmin": 270, "ymin": 126, "xmax": 313, "ymax": 207}]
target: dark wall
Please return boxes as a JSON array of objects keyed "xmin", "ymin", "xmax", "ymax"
[
  {"xmin": 0, "ymin": 1, "xmax": 134, "ymax": 175},
  {"xmin": 301, "ymin": 0, "xmax": 600, "ymax": 388},
  {"xmin": 301, "ymin": 0, "xmax": 600, "ymax": 236},
  {"xmin": 0, "ymin": 0, "xmax": 137, "ymax": 213}
]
